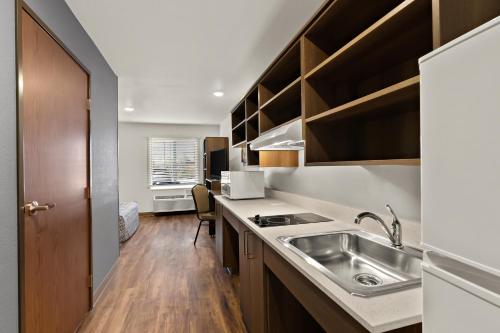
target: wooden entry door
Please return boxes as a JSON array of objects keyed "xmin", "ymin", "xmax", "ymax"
[{"xmin": 20, "ymin": 9, "xmax": 91, "ymax": 333}]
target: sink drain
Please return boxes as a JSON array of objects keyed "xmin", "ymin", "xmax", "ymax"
[{"xmin": 353, "ymin": 273, "xmax": 383, "ymax": 287}]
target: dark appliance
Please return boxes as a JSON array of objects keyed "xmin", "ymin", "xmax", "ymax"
[
  {"xmin": 210, "ymin": 149, "xmax": 227, "ymax": 180},
  {"xmin": 249, "ymin": 213, "xmax": 332, "ymax": 228}
]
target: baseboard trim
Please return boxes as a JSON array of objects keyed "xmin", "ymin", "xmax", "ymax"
[
  {"xmin": 139, "ymin": 212, "xmax": 155, "ymax": 217},
  {"xmin": 140, "ymin": 210, "xmax": 196, "ymax": 217},
  {"xmin": 92, "ymin": 260, "xmax": 117, "ymax": 307}
]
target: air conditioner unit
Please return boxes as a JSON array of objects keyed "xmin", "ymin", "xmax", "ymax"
[{"xmin": 153, "ymin": 193, "xmax": 195, "ymax": 213}]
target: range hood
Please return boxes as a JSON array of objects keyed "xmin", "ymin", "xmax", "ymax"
[{"xmin": 249, "ymin": 119, "xmax": 304, "ymax": 151}]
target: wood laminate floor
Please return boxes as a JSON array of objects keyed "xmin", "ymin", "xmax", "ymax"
[{"xmin": 78, "ymin": 214, "xmax": 246, "ymax": 333}]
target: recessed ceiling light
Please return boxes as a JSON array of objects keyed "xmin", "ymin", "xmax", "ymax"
[
  {"xmin": 124, "ymin": 107, "xmax": 135, "ymax": 112},
  {"xmin": 213, "ymin": 91, "xmax": 224, "ymax": 97}
]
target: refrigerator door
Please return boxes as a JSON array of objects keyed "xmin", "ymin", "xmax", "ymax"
[
  {"xmin": 420, "ymin": 17, "xmax": 500, "ymax": 273},
  {"xmin": 423, "ymin": 252, "xmax": 500, "ymax": 332}
]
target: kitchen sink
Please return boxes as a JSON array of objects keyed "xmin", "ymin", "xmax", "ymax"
[{"xmin": 277, "ymin": 230, "xmax": 422, "ymax": 297}]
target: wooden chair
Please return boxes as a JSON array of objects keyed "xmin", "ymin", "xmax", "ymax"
[{"xmin": 191, "ymin": 184, "xmax": 216, "ymax": 245}]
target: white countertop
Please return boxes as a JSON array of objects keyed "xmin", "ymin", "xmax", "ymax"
[{"xmin": 215, "ymin": 194, "xmax": 422, "ymax": 333}]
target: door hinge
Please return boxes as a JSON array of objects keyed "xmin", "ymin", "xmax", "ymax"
[
  {"xmin": 85, "ymin": 187, "xmax": 91, "ymax": 199},
  {"xmin": 88, "ymin": 274, "xmax": 93, "ymax": 288},
  {"xmin": 86, "ymin": 98, "xmax": 91, "ymax": 111}
]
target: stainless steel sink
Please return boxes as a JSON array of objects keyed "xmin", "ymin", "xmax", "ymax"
[{"xmin": 277, "ymin": 230, "xmax": 422, "ymax": 297}]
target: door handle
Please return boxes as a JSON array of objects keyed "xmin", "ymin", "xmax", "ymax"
[{"xmin": 24, "ymin": 201, "xmax": 56, "ymax": 216}]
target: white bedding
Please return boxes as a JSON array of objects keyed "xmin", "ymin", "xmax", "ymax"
[{"xmin": 119, "ymin": 201, "xmax": 139, "ymax": 242}]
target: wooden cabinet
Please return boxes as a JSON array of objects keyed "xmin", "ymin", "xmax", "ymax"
[
  {"xmin": 227, "ymin": 0, "xmax": 500, "ymax": 167},
  {"xmin": 263, "ymin": 243, "xmax": 422, "ymax": 333},
  {"xmin": 203, "ymin": 137, "xmax": 228, "ymax": 182},
  {"xmin": 231, "ymin": 102, "xmax": 247, "ymax": 148},
  {"xmin": 432, "ymin": 0, "xmax": 500, "ymax": 47},
  {"xmin": 218, "ymin": 206, "xmax": 265, "ymax": 333},
  {"xmin": 217, "ymin": 205, "xmax": 421, "ymax": 333},
  {"xmin": 302, "ymin": 0, "xmax": 431, "ymax": 166},
  {"xmin": 259, "ymin": 41, "xmax": 301, "ymax": 134},
  {"xmin": 239, "ymin": 229, "xmax": 265, "ymax": 333},
  {"xmin": 259, "ymin": 151, "xmax": 299, "ymax": 168},
  {"xmin": 215, "ymin": 202, "xmax": 224, "ymax": 263},
  {"xmin": 217, "ymin": 204, "xmax": 239, "ymax": 273}
]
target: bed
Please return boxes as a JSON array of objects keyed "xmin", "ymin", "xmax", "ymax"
[{"xmin": 118, "ymin": 201, "xmax": 139, "ymax": 242}]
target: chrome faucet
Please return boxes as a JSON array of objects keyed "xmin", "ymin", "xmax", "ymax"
[{"xmin": 354, "ymin": 204, "xmax": 403, "ymax": 249}]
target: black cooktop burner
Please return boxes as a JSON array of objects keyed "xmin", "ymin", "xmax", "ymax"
[{"xmin": 248, "ymin": 213, "xmax": 332, "ymax": 227}]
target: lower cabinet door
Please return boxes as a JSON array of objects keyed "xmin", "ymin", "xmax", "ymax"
[
  {"xmin": 215, "ymin": 202, "xmax": 223, "ymax": 264},
  {"xmin": 240, "ymin": 229, "xmax": 265, "ymax": 333}
]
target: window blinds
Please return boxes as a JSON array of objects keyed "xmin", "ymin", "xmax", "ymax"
[{"xmin": 148, "ymin": 137, "xmax": 200, "ymax": 186}]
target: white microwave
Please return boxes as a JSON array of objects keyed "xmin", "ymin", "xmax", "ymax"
[{"xmin": 221, "ymin": 171, "xmax": 265, "ymax": 200}]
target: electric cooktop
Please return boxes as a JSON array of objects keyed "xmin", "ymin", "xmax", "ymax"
[{"xmin": 248, "ymin": 213, "xmax": 332, "ymax": 228}]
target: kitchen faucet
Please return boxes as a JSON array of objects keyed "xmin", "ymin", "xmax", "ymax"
[{"xmin": 354, "ymin": 204, "xmax": 403, "ymax": 249}]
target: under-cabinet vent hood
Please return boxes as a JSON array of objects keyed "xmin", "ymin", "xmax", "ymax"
[{"xmin": 249, "ymin": 119, "xmax": 304, "ymax": 151}]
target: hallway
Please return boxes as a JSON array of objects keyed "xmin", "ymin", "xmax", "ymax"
[{"xmin": 79, "ymin": 214, "xmax": 246, "ymax": 333}]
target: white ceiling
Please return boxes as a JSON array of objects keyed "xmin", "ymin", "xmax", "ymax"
[{"xmin": 65, "ymin": 0, "xmax": 325, "ymax": 125}]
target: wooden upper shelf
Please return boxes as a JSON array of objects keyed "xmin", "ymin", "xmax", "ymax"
[
  {"xmin": 306, "ymin": 76, "xmax": 420, "ymax": 124},
  {"xmin": 259, "ymin": 78, "xmax": 301, "ymax": 134},
  {"xmin": 259, "ymin": 41, "xmax": 301, "ymax": 107},
  {"xmin": 245, "ymin": 87, "xmax": 258, "ymax": 118},
  {"xmin": 231, "ymin": 101, "xmax": 245, "ymax": 129},
  {"xmin": 228, "ymin": 0, "xmax": 500, "ymax": 166},
  {"xmin": 303, "ymin": 0, "xmax": 404, "ymax": 73},
  {"xmin": 305, "ymin": 0, "xmax": 431, "ymax": 80}
]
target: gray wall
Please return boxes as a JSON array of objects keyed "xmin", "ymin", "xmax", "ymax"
[
  {"xmin": 220, "ymin": 115, "xmax": 421, "ymax": 222},
  {"xmin": 0, "ymin": 0, "xmax": 19, "ymax": 331},
  {"xmin": 24, "ymin": 0, "xmax": 120, "ymax": 296},
  {"xmin": 0, "ymin": 2, "xmax": 118, "ymax": 329}
]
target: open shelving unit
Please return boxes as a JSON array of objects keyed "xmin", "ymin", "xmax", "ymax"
[
  {"xmin": 228, "ymin": 0, "xmax": 500, "ymax": 167},
  {"xmin": 258, "ymin": 41, "xmax": 302, "ymax": 135},
  {"xmin": 260, "ymin": 78, "xmax": 301, "ymax": 134},
  {"xmin": 245, "ymin": 87, "xmax": 259, "ymax": 119},
  {"xmin": 303, "ymin": 0, "xmax": 432, "ymax": 165},
  {"xmin": 231, "ymin": 101, "xmax": 246, "ymax": 147},
  {"xmin": 231, "ymin": 85, "xmax": 261, "ymax": 164},
  {"xmin": 232, "ymin": 122, "xmax": 246, "ymax": 148},
  {"xmin": 304, "ymin": 94, "xmax": 421, "ymax": 165},
  {"xmin": 305, "ymin": 76, "xmax": 420, "ymax": 124},
  {"xmin": 432, "ymin": 0, "xmax": 500, "ymax": 48},
  {"xmin": 259, "ymin": 41, "xmax": 301, "ymax": 106},
  {"xmin": 302, "ymin": 0, "xmax": 405, "ymax": 73},
  {"xmin": 304, "ymin": 0, "xmax": 432, "ymax": 117},
  {"xmin": 246, "ymin": 111, "xmax": 259, "ymax": 142},
  {"xmin": 246, "ymin": 143, "xmax": 260, "ymax": 166},
  {"xmin": 231, "ymin": 101, "xmax": 245, "ymax": 128}
]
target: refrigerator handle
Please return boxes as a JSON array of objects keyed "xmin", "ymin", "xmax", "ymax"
[{"xmin": 423, "ymin": 251, "xmax": 500, "ymax": 308}]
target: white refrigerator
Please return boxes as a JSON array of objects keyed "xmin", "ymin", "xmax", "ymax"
[{"xmin": 420, "ymin": 16, "xmax": 500, "ymax": 332}]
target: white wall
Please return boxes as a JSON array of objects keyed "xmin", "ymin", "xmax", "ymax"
[
  {"xmin": 119, "ymin": 122, "xmax": 219, "ymax": 212},
  {"xmin": 220, "ymin": 115, "xmax": 421, "ymax": 222}
]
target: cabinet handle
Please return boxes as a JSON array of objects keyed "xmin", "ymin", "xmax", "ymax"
[
  {"xmin": 244, "ymin": 231, "xmax": 249, "ymax": 256},
  {"xmin": 246, "ymin": 232, "xmax": 255, "ymax": 259}
]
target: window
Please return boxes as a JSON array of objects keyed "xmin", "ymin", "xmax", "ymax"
[{"xmin": 148, "ymin": 137, "xmax": 200, "ymax": 186}]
